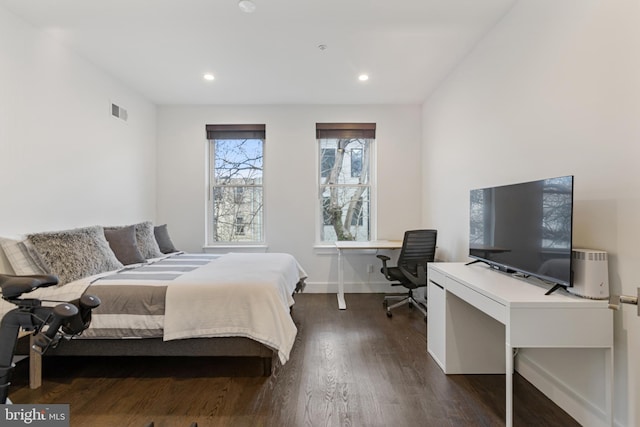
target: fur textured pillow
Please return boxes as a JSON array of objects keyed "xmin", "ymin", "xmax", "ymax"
[
  {"xmin": 105, "ymin": 221, "xmax": 164, "ymax": 259},
  {"xmin": 27, "ymin": 225, "xmax": 123, "ymax": 285}
]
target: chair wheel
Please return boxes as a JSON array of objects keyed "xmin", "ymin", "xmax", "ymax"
[{"xmin": 386, "ymin": 311, "xmax": 392, "ymax": 318}]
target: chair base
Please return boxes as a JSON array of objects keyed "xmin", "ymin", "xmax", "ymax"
[{"xmin": 383, "ymin": 293, "xmax": 427, "ymax": 318}]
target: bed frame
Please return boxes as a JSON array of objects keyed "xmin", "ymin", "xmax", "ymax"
[
  {"xmin": 16, "ymin": 279, "xmax": 305, "ymax": 388},
  {"xmin": 18, "ymin": 335, "xmax": 275, "ymax": 389}
]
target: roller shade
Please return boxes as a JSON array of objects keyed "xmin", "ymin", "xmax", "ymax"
[
  {"xmin": 206, "ymin": 124, "xmax": 265, "ymax": 140},
  {"xmin": 316, "ymin": 123, "xmax": 376, "ymax": 139}
]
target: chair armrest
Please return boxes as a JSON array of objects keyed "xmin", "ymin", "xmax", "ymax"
[
  {"xmin": 399, "ymin": 264, "xmax": 427, "ymax": 287},
  {"xmin": 376, "ymin": 255, "xmax": 391, "ymax": 279}
]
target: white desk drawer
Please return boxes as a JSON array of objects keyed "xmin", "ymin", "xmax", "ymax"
[
  {"xmin": 446, "ymin": 276, "xmax": 507, "ymax": 324},
  {"xmin": 428, "ymin": 266, "xmax": 446, "ymax": 287},
  {"xmin": 509, "ymin": 307, "xmax": 613, "ymax": 347}
]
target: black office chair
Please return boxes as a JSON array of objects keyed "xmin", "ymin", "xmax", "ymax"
[{"xmin": 377, "ymin": 229, "xmax": 437, "ymax": 318}]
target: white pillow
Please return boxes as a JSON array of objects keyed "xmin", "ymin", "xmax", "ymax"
[{"xmin": 0, "ymin": 237, "xmax": 48, "ymax": 275}]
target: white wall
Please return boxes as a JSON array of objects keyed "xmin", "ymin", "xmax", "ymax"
[
  {"xmin": 0, "ymin": 6, "xmax": 157, "ymax": 272},
  {"xmin": 156, "ymin": 104, "xmax": 423, "ymax": 292},
  {"xmin": 421, "ymin": 0, "xmax": 639, "ymax": 425}
]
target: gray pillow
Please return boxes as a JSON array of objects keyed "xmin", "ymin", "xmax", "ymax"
[
  {"xmin": 106, "ymin": 221, "xmax": 164, "ymax": 259},
  {"xmin": 104, "ymin": 225, "xmax": 146, "ymax": 265},
  {"xmin": 154, "ymin": 224, "xmax": 179, "ymax": 254},
  {"xmin": 27, "ymin": 225, "xmax": 123, "ymax": 285}
]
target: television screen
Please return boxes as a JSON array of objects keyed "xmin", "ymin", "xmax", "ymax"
[{"xmin": 469, "ymin": 175, "xmax": 574, "ymax": 288}]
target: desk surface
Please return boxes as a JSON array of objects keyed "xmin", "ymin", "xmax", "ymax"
[
  {"xmin": 430, "ymin": 262, "xmax": 607, "ymax": 309},
  {"xmin": 335, "ymin": 240, "xmax": 402, "ymax": 250}
]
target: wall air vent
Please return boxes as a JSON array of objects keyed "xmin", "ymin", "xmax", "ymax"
[{"xmin": 111, "ymin": 103, "xmax": 128, "ymax": 122}]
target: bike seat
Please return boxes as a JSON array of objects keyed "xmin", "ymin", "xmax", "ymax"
[{"xmin": 0, "ymin": 274, "xmax": 59, "ymax": 299}]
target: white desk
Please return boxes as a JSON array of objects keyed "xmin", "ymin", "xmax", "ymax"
[
  {"xmin": 427, "ymin": 262, "xmax": 613, "ymax": 427},
  {"xmin": 335, "ymin": 240, "xmax": 402, "ymax": 309}
]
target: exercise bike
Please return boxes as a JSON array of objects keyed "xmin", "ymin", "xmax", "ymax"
[{"xmin": 0, "ymin": 273, "xmax": 100, "ymax": 405}]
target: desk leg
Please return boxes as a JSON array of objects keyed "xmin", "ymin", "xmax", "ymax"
[
  {"xmin": 29, "ymin": 335, "xmax": 42, "ymax": 389},
  {"xmin": 337, "ymin": 248, "xmax": 346, "ymax": 310},
  {"xmin": 506, "ymin": 344, "xmax": 513, "ymax": 427},
  {"xmin": 605, "ymin": 346, "xmax": 614, "ymax": 426}
]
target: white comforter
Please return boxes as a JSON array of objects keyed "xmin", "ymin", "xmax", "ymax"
[{"xmin": 163, "ymin": 253, "xmax": 304, "ymax": 364}]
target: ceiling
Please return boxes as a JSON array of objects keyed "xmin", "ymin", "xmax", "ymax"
[{"xmin": 1, "ymin": 0, "xmax": 515, "ymax": 105}]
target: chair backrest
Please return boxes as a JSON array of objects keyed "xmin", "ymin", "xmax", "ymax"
[{"xmin": 397, "ymin": 229, "xmax": 437, "ymax": 274}]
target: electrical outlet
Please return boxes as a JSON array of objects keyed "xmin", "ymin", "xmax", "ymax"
[{"xmin": 367, "ymin": 264, "xmax": 374, "ymax": 273}]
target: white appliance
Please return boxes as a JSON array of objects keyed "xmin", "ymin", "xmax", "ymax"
[{"xmin": 569, "ymin": 248, "xmax": 609, "ymax": 299}]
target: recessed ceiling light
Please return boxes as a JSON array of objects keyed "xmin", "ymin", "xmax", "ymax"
[
  {"xmin": 358, "ymin": 74, "xmax": 369, "ymax": 82},
  {"xmin": 238, "ymin": 0, "xmax": 256, "ymax": 13},
  {"xmin": 203, "ymin": 73, "xmax": 215, "ymax": 81}
]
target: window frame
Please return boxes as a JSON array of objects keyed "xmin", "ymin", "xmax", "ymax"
[
  {"xmin": 315, "ymin": 123, "xmax": 376, "ymax": 244},
  {"xmin": 205, "ymin": 125, "xmax": 266, "ymax": 246}
]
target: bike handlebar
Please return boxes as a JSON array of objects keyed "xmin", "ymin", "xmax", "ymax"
[
  {"xmin": 0, "ymin": 274, "xmax": 101, "ymax": 403},
  {"xmin": 31, "ymin": 302, "xmax": 79, "ymax": 351}
]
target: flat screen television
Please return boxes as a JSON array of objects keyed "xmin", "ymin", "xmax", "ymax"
[{"xmin": 468, "ymin": 175, "xmax": 574, "ymax": 294}]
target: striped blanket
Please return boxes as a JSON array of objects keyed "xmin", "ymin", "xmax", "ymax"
[{"xmin": 81, "ymin": 253, "xmax": 221, "ymax": 339}]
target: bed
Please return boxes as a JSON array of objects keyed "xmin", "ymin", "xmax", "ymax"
[{"xmin": 0, "ymin": 224, "xmax": 307, "ymax": 383}]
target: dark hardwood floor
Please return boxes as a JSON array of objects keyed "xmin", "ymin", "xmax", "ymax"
[{"xmin": 9, "ymin": 293, "xmax": 580, "ymax": 427}]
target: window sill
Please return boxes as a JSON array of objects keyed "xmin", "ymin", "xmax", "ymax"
[
  {"xmin": 314, "ymin": 244, "xmax": 338, "ymax": 255},
  {"xmin": 202, "ymin": 245, "xmax": 268, "ymax": 254}
]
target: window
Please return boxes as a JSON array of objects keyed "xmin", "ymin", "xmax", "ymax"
[
  {"xmin": 235, "ymin": 216, "xmax": 245, "ymax": 235},
  {"xmin": 233, "ymin": 187, "xmax": 244, "ymax": 204},
  {"xmin": 320, "ymin": 148, "xmax": 336, "ymax": 178},
  {"xmin": 350, "ymin": 148, "xmax": 363, "ymax": 177},
  {"xmin": 206, "ymin": 124, "xmax": 264, "ymax": 244},
  {"xmin": 317, "ymin": 123, "xmax": 375, "ymax": 242}
]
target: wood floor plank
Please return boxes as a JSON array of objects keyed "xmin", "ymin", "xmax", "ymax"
[{"xmin": 8, "ymin": 293, "xmax": 580, "ymax": 426}]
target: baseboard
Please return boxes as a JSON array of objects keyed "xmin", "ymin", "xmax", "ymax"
[
  {"xmin": 516, "ymin": 353, "xmax": 613, "ymax": 427},
  {"xmin": 302, "ymin": 281, "xmax": 401, "ymax": 294}
]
